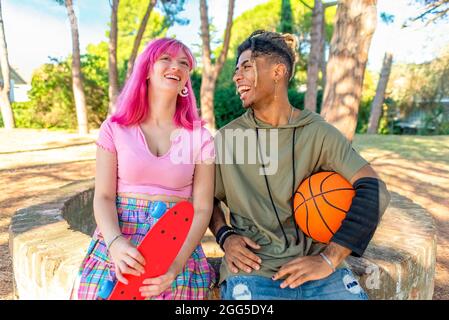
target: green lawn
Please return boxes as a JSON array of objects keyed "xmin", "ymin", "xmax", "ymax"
[{"xmin": 353, "ymin": 134, "xmax": 449, "ymax": 165}]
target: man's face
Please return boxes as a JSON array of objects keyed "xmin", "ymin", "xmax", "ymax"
[{"xmin": 233, "ymin": 49, "xmax": 275, "ymax": 109}]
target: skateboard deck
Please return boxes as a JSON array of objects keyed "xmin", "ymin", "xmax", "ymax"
[{"xmin": 101, "ymin": 201, "xmax": 194, "ymax": 300}]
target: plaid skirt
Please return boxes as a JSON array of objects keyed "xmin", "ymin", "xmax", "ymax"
[{"xmin": 71, "ymin": 196, "xmax": 216, "ymax": 300}]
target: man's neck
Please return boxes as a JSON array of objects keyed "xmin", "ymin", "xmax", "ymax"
[{"xmin": 253, "ymin": 96, "xmax": 293, "ymax": 127}]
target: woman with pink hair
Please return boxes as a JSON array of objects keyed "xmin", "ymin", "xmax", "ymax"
[{"xmin": 71, "ymin": 38, "xmax": 216, "ymax": 300}]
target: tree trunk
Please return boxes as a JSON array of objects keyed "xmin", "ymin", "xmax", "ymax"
[
  {"xmin": 108, "ymin": 0, "xmax": 120, "ymax": 115},
  {"xmin": 65, "ymin": 0, "xmax": 88, "ymax": 135},
  {"xmin": 0, "ymin": 0, "xmax": 15, "ymax": 129},
  {"xmin": 319, "ymin": 5, "xmax": 327, "ymax": 94},
  {"xmin": 367, "ymin": 52, "xmax": 393, "ymax": 134},
  {"xmin": 125, "ymin": 0, "xmax": 157, "ymax": 81},
  {"xmin": 305, "ymin": 0, "xmax": 324, "ymax": 112},
  {"xmin": 320, "ymin": 0, "xmax": 377, "ymax": 141},
  {"xmin": 199, "ymin": 0, "xmax": 235, "ymax": 132}
]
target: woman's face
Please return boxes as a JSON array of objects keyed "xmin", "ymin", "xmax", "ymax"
[
  {"xmin": 148, "ymin": 50, "xmax": 191, "ymax": 96},
  {"xmin": 233, "ymin": 49, "xmax": 276, "ymax": 109}
]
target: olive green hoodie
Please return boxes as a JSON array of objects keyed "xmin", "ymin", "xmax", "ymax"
[{"xmin": 214, "ymin": 108, "xmax": 368, "ymax": 283}]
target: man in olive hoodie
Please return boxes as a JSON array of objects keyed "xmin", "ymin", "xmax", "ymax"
[{"xmin": 210, "ymin": 30, "xmax": 391, "ymax": 300}]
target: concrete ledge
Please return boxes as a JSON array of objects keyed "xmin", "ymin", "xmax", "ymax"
[{"xmin": 9, "ymin": 180, "xmax": 437, "ymax": 299}]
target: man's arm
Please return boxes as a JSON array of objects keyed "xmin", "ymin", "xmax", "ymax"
[
  {"xmin": 209, "ymin": 198, "xmax": 228, "ymax": 236},
  {"xmin": 210, "ymin": 198, "xmax": 262, "ymax": 274},
  {"xmin": 323, "ymin": 164, "xmax": 382, "ymax": 267},
  {"xmin": 274, "ymin": 164, "xmax": 391, "ymax": 289}
]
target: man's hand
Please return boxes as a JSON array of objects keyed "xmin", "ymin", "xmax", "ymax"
[
  {"xmin": 273, "ymin": 242, "xmax": 351, "ymax": 289},
  {"xmin": 223, "ymin": 234, "xmax": 262, "ymax": 274},
  {"xmin": 272, "ymin": 255, "xmax": 334, "ymax": 289}
]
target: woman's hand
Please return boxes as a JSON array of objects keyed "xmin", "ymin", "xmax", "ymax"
[
  {"xmin": 108, "ymin": 236, "xmax": 146, "ymax": 284},
  {"xmin": 139, "ymin": 270, "xmax": 177, "ymax": 298}
]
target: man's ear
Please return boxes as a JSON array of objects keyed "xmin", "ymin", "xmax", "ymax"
[{"xmin": 273, "ymin": 63, "xmax": 288, "ymax": 82}]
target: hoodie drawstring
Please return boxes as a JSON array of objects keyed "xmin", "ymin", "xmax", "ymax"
[
  {"xmin": 291, "ymin": 127, "xmax": 301, "ymax": 245},
  {"xmin": 256, "ymin": 127, "xmax": 289, "ymax": 246},
  {"xmin": 255, "ymin": 125, "xmax": 300, "ymax": 248}
]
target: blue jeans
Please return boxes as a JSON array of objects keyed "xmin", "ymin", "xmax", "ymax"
[{"xmin": 220, "ymin": 268, "xmax": 369, "ymax": 300}]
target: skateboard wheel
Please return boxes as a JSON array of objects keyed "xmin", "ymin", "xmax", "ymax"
[{"xmin": 150, "ymin": 201, "xmax": 167, "ymax": 219}]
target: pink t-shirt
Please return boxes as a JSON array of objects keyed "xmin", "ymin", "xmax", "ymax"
[{"xmin": 96, "ymin": 118, "xmax": 215, "ymax": 198}]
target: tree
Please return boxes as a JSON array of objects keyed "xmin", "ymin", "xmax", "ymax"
[
  {"xmin": 207, "ymin": 0, "xmax": 336, "ymax": 128},
  {"xmin": 367, "ymin": 52, "xmax": 393, "ymax": 133},
  {"xmin": 388, "ymin": 47, "xmax": 449, "ymax": 134},
  {"xmin": 320, "ymin": 0, "xmax": 377, "ymax": 141},
  {"xmin": 0, "ymin": 0, "xmax": 15, "ymax": 129},
  {"xmin": 199, "ymin": 0, "xmax": 235, "ymax": 131},
  {"xmin": 367, "ymin": 13, "xmax": 394, "ymax": 134},
  {"xmin": 23, "ymin": 54, "xmax": 109, "ymax": 130},
  {"xmin": 303, "ymin": 0, "xmax": 337, "ymax": 112},
  {"xmin": 279, "ymin": 0, "xmax": 294, "ymax": 33},
  {"xmin": 124, "ymin": 0, "xmax": 188, "ymax": 81},
  {"xmin": 56, "ymin": 0, "xmax": 89, "ymax": 134},
  {"xmin": 125, "ymin": 0, "xmax": 157, "ymax": 81},
  {"xmin": 405, "ymin": 0, "xmax": 449, "ymax": 26},
  {"xmin": 108, "ymin": 0, "xmax": 120, "ymax": 115},
  {"xmin": 304, "ymin": 0, "xmax": 323, "ymax": 112}
]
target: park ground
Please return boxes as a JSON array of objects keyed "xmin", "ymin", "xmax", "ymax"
[{"xmin": 0, "ymin": 129, "xmax": 448, "ymax": 300}]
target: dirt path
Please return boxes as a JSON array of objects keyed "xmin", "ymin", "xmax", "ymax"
[
  {"xmin": 0, "ymin": 130, "xmax": 448, "ymax": 300},
  {"xmin": 363, "ymin": 155, "xmax": 449, "ymax": 300},
  {"xmin": 354, "ymin": 135, "xmax": 449, "ymax": 300}
]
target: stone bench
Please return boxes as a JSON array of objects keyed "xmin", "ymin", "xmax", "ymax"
[{"xmin": 9, "ymin": 179, "xmax": 437, "ymax": 299}]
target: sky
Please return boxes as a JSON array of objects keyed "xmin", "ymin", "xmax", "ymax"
[{"xmin": 3, "ymin": 0, "xmax": 449, "ymax": 82}]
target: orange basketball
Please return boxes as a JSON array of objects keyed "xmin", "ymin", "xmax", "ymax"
[{"xmin": 293, "ymin": 171, "xmax": 355, "ymax": 244}]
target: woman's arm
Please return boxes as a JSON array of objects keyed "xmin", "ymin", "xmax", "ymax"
[
  {"xmin": 94, "ymin": 147, "xmax": 145, "ymax": 284},
  {"xmin": 93, "ymin": 147, "xmax": 120, "ymax": 245},
  {"xmin": 139, "ymin": 161, "xmax": 215, "ymax": 297}
]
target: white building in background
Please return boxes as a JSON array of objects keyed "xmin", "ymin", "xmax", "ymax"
[{"xmin": 0, "ymin": 65, "xmax": 30, "ymax": 102}]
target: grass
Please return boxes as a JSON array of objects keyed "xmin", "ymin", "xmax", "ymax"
[{"xmin": 353, "ymin": 134, "xmax": 449, "ymax": 165}]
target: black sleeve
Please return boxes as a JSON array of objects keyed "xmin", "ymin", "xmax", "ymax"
[{"xmin": 330, "ymin": 177, "xmax": 391, "ymax": 257}]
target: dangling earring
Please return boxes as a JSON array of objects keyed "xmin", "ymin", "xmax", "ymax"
[
  {"xmin": 274, "ymin": 79, "xmax": 278, "ymax": 100},
  {"xmin": 179, "ymin": 86, "xmax": 189, "ymax": 97}
]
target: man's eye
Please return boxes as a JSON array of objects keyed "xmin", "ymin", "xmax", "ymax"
[{"xmin": 244, "ymin": 65, "xmax": 251, "ymax": 69}]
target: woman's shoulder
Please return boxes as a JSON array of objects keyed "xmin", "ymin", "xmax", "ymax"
[{"xmin": 99, "ymin": 117, "xmax": 135, "ymax": 134}]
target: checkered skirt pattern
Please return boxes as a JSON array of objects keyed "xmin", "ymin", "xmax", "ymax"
[{"xmin": 71, "ymin": 196, "xmax": 216, "ymax": 300}]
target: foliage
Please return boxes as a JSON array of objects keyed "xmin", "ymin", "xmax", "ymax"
[
  {"xmin": 387, "ymin": 47, "xmax": 449, "ymax": 134},
  {"xmin": 94, "ymin": 0, "xmax": 171, "ymax": 86},
  {"xmin": 356, "ymin": 69, "xmax": 377, "ymax": 133},
  {"xmin": 13, "ymin": 54, "xmax": 109, "ymax": 129},
  {"xmin": 13, "ymin": 0, "xmax": 183, "ymax": 129},
  {"xmin": 208, "ymin": 0, "xmax": 335, "ymax": 128}
]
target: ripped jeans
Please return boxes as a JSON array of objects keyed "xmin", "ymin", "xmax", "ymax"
[{"xmin": 220, "ymin": 268, "xmax": 369, "ymax": 300}]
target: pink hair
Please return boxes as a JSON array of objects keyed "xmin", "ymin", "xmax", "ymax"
[{"xmin": 110, "ymin": 38, "xmax": 203, "ymax": 130}]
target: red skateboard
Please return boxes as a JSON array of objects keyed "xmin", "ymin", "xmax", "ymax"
[{"xmin": 99, "ymin": 201, "xmax": 194, "ymax": 300}]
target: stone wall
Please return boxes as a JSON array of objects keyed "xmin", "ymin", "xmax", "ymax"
[{"xmin": 9, "ymin": 180, "xmax": 437, "ymax": 299}]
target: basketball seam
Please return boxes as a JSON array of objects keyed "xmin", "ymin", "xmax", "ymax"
[
  {"xmin": 309, "ymin": 172, "xmax": 335, "ymax": 237},
  {"xmin": 320, "ymin": 172, "xmax": 352, "ymax": 213},
  {"xmin": 293, "ymin": 191, "xmax": 306, "ymax": 213},
  {"xmin": 304, "ymin": 196, "xmax": 311, "ymax": 238},
  {"xmin": 295, "ymin": 188, "xmax": 354, "ymax": 204},
  {"xmin": 321, "ymin": 192, "xmax": 350, "ymax": 213}
]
